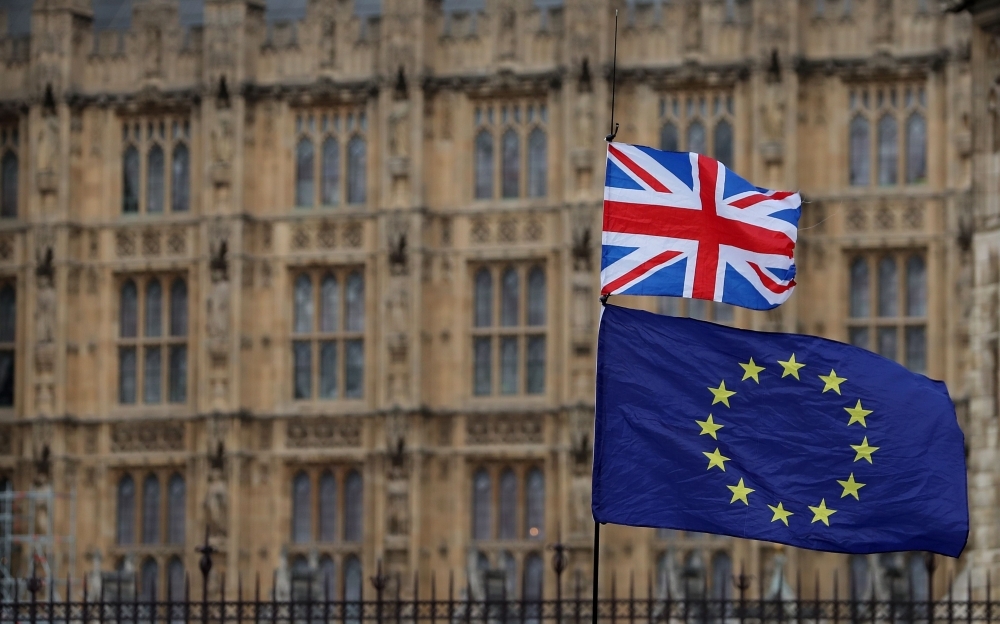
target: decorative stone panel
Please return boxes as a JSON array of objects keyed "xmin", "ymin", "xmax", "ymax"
[
  {"xmin": 466, "ymin": 413, "xmax": 544, "ymax": 444},
  {"xmin": 286, "ymin": 417, "xmax": 361, "ymax": 448},
  {"xmin": 110, "ymin": 421, "xmax": 185, "ymax": 452}
]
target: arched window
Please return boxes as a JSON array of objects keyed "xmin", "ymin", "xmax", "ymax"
[
  {"xmin": 682, "ymin": 551, "xmax": 706, "ymax": 598},
  {"xmin": 502, "ymin": 129, "xmax": 520, "ymax": 198},
  {"xmin": 877, "ymin": 114, "xmax": 898, "ymax": 186},
  {"xmin": 344, "ymin": 555, "xmax": 362, "ymax": 601},
  {"xmin": 906, "ymin": 113, "xmax": 927, "ymax": 184},
  {"xmin": 321, "ymin": 274, "xmax": 340, "ymax": 332},
  {"xmin": 849, "ymin": 115, "xmax": 870, "ymax": 186},
  {"xmin": 344, "ymin": 469, "xmax": 363, "ymax": 542},
  {"xmin": 527, "ymin": 128, "xmax": 547, "ymax": 197},
  {"xmin": 527, "ymin": 333, "xmax": 546, "ymax": 395},
  {"xmin": 166, "ymin": 474, "xmax": 185, "ymax": 545},
  {"xmin": 120, "ymin": 280, "xmax": 139, "ymax": 404},
  {"xmin": 524, "ymin": 552, "xmax": 544, "ymax": 601},
  {"xmin": 849, "ymin": 555, "xmax": 869, "ymax": 600},
  {"xmin": 121, "ymin": 280, "xmax": 139, "ymax": 338},
  {"xmin": 713, "ymin": 120, "xmax": 734, "ymax": 169},
  {"xmin": 1, "ymin": 151, "xmax": 17, "ymax": 218},
  {"xmin": 147, "ymin": 145, "xmax": 165, "ymax": 213},
  {"xmin": 168, "ymin": 279, "xmax": 188, "ymax": 404},
  {"xmin": 906, "ymin": 255, "xmax": 927, "ymax": 317},
  {"xmin": 498, "ymin": 469, "xmax": 517, "ymax": 540},
  {"xmin": 144, "ymin": 346, "xmax": 162, "ymax": 404},
  {"xmin": 909, "ymin": 553, "xmax": 929, "ymax": 601},
  {"xmin": 686, "ymin": 121, "xmax": 706, "ymax": 155},
  {"xmin": 500, "ymin": 551, "xmax": 517, "ymax": 596},
  {"xmin": 472, "ymin": 469, "xmax": 492, "ymax": 540},
  {"xmin": 660, "ymin": 122, "xmax": 679, "ymax": 152},
  {"xmin": 347, "ymin": 136, "xmax": 366, "ymax": 204},
  {"xmin": 710, "ymin": 552, "xmax": 732, "ymax": 600},
  {"xmin": 501, "ymin": 268, "xmax": 519, "ymax": 327},
  {"xmin": 291, "ymin": 471, "xmax": 311, "ymax": 543},
  {"xmin": 142, "ymin": 474, "xmax": 161, "ymax": 544},
  {"xmin": 320, "ymin": 555, "xmax": 337, "ymax": 599},
  {"xmin": 123, "ymin": 146, "xmax": 140, "ymax": 213},
  {"xmin": 656, "ymin": 552, "xmax": 673, "ymax": 599},
  {"xmin": 345, "ymin": 272, "xmax": 364, "ymax": 398},
  {"xmin": 171, "ymin": 144, "xmax": 190, "ymax": 212},
  {"xmin": 167, "ymin": 556, "xmax": 184, "ymax": 601},
  {"xmin": 319, "ymin": 471, "xmax": 337, "ymax": 542},
  {"xmin": 850, "ymin": 258, "xmax": 870, "ymax": 318},
  {"xmin": 474, "ymin": 269, "xmax": 493, "ymax": 327},
  {"xmin": 0, "ymin": 285, "xmax": 13, "ymax": 407},
  {"xmin": 146, "ymin": 280, "xmax": 163, "ymax": 338},
  {"xmin": 294, "ymin": 274, "xmax": 314, "ymax": 334},
  {"xmin": 527, "ymin": 267, "xmax": 546, "ymax": 326},
  {"xmin": 140, "ymin": 557, "xmax": 159, "ymax": 601},
  {"xmin": 322, "ymin": 137, "xmax": 341, "ymax": 205},
  {"xmin": 345, "ymin": 272, "xmax": 364, "ymax": 332},
  {"xmin": 170, "ymin": 279, "xmax": 188, "ymax": 337},
  {"xmin": 296, "ymin": 138, "xmax": 315, "ymax": 207},
  {"xmin": 117, "ymin": 475, "xmax": 136, "ymax": 545},
  {"xmin": 878, "ymin": 257, "xmax": 898, "ymax": 317},
  {"xmin": 525, "ymin": 468, "xmax": 544, "ymax": 539},
  {"xmin": 475, "ymin": 130, "xmax": 494, "ymax": 199}
]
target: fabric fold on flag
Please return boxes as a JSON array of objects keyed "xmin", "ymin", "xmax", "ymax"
[
  {"xmin": 592, "ymin": 304, "xmax": 968, "ymax": 557},
  {"xmin": 601, "ymin": 143, "xmax": 801, "ymax": 310}
]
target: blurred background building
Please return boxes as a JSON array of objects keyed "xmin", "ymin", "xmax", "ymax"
[{"xmin": 0, "ymin": 0, "xmax": 987, "ymax": 605}]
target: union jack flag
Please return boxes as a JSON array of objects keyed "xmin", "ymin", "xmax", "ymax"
[{"xmin": 601, "ymin": 143, "xmax": 801, "ymax": 310}]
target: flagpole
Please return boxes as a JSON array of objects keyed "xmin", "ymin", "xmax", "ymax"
[{"xmin": 606, "ymin": 10, "xmax": 619, "ymax": 143}]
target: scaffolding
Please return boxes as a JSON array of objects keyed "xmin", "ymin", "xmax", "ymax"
[{"xmin": 0, "ymin": 480, "xmax": 76, "ymax": 601}]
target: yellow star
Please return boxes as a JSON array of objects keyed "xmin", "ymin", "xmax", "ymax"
[
  {"xmin": 837, "ymin": 473, "xmax": 866, "ymax": 500},
  {"xmin": 844, "ymin": 400, "xmax": 873, "ymax": 427},
  {"xmin": 819, "ymin": 370, "xmax": 848, "ymax": 394},
  {"xmin": 708, "ymin": 380, "xmax": 736, "ymax": 407},
  {"xmin": 777, "ymin": 354, "xmax": 805, "ymax": 380},
  {"xmin": 808, "ymin": 499, "xmax": 837, "ymax": 526},
  {"xmin": 851, "ymin": 436, "xmax": 879, "ymax": 464},
  {"xmin": 740, "ymin": 358, "xmax": 765, "ymax": 383},
  {"xmin": 727, "ymin": 478, "xmax": 754, "ymax": 505},
  {"xmin": 703, "ymin": 448, "xmax": 731, "ymax": 471},
  {"xmin": 696, "ymin": 414, "xmax": 724, "ymax": 440},
  {"xmin": 768, "ymin": 502, "xmax": 794, "ymax": 526}
]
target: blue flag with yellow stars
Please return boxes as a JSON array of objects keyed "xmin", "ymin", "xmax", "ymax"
[{"xmin": 593, "ymin": 304, "xmax": 968, "ymax": 557}]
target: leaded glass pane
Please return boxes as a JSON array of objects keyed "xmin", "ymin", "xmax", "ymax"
[
  {"xmin": 145, "ymin": 280, "xmax": 162, "ymax": 337},
  {"xmin": 850, "ymin": 258, "xmax": 870, "ymax": 318},
  {"xmin": 117, "ymin": 475, "xmax": 136, "ymax": 544},
  {"xmin": 878, "ymin": 257, "xmax": 899, "ymax": 317},
  {"xmin": 475, "ymin": 131, "xmax": 494, "ymax": 199},
  {"xmin": 500, "ymin": 336, "xmax": 518, "ymax": 395},
  {"xmin": 877, "ymin": 327, "xmax": 898, "ymax": 360},
  {"xmin": 686, "ymin": 121, "xmax": 706, "ymax": 155},
  {"xmin": 850, "ymin": 555, "xmax": 870, "ymax": 600},
  {"xmin": 168, "ymin": 346, "xmax": 187, "ymax": 403},
  {"xmin": 527, "ymin": 128, "xmax": 547, "ymax": 197},
  {"xmin": 877, "ymin": 114, "xmax": 898, "ymax": 186},
  {"xmin": 525, "ymin": 468, "xmax": 544, "ymax": 539},
  {"xmin": 474, "ymin": 269, "xmax": 493, "ymax": 327},
  {"xmin": 294, "ymin": 274, "xmax": 314, "ymax": 334},
  {"xmin": 849, "ymin": 116, "xmax": 870, "ymax": 186},
  {"xmin": 713, "ymin": 119, "xmax": 734, "ymax": 169},
  {"xmin": 293, "ymin": 341, "xmax": 312, "ymax": 399},
  {"xmin": 906, "ymin": 113, "xmax": 927, "ymax": 184},
  {"xmin": 140, "ymin": 558, "xmax": 158, "ymax": 601},
  {"xmin": 848, "ymin": 327, "xmax": 869, "ymax": 350},
  {"xmin": 142, "ymin": 474, "xmax": 160, "ymax": 544},
  {"xmin": 472, "ymin": 469, "xmax": 492, "ymax": 540},
  {"xmin": 320, "ymin": 340, "xmax": 338, "ymax": 399},
  {"xmin": 906, "ymin": 255, "xmax": 927, "ymax": 317},
  {"xmin": 166, "ymin": 474, "xmax": 185, "ymax": 545},
  {"xmin": 147, "ymin": 145, "xmax": 165, "ymax": 213},
  {"xmin": 345, "ymin": 339, "xmax": 363, "ymax": 398},
  {"xmin": 344, "ymin": 470, "xmax": 363, "ymax": 542},
  {"xmin": 321, "ymin": 274, "xmax": 340, "ymax": 332},
  {"xmin": 526, "ymin": 335, "xmax": 545, "ymax": 394},
  {"xmin": 347, "ymin": 136, "xmax": 366, "ymax": 204},
  {"xmin": 473, "ymin": 337, "xmax": 491, "ymax": 395},
  {"xmin": 144, "ymin": 346, "xmax": 162, "ymax": 404},
  {"xmin": 168, "ymin": 557, "xmax": 184, "ymax": 601},
  {"xmin": 171, "ymin": 144, "xmax": 190, "ymax": 212},
  {"xmin": 502, "ymin": 129, "xmax": 520, "ymax": 198},
  {"xmin": 170, "ymin": 279, "xmax": 188, "ymax": 336},
  {"xmin": 906, "ymin": 326, "xmax": 927, "ymax": 374},
  {"xmin": 527, "ymin": 267, "xmax": 545, "ymax": 326},
  {"xmin": 1, "ymin": 151, "xmax": 17, "ymax": 218},
  {"xmin": 346, "ymin": 272, "xmax": 365, "ymax": 332},
  {"xmin": 319, "ymin": 471, "xmax": 337, "ymax": 542},
  {"xmin": 524, "ymin": 554, "xmax": 544, "ymax": 600},
  {"xmin": 501, "ymin": 268, "xmax": 519, "ymax": 326},
  {"xmin": 498, "ymin": 469, "xmax": 517, "ymax": 540},
  {"xmin": 119, "ymin": 346, "xmax": 137, "ymax": 404},
  {"xmin": 295, "ymin": 138, "xmax": 315, "ymax": 207},
  {"xmin": 291, "ymin": 471, "xmax": 311, "ymax": 543},
  {"xmin": 711, "ymin": 552, "xmax": 732, "ymax": 600},
  {"xmin": 322, "ymin": 137, "xmax": 341, "ymax": 205},
  {"xmin": 123, "ymin": 146, "xmax": 140, "ymax": 213},
  {"xmin": 121, "ymin": 280, "xmax": 138, "ymax": 337},
  {"xmin": 660, "ymin": 123, "xmax": 679, "ymax": 152}
]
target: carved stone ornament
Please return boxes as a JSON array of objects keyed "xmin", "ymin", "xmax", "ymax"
[
  {"xmin": 466, "ymin": 413, "xmax": 543, "ymax": 445},
  {"xmin": 286, "ymin": 417, "xmax": 361, "ymax": 449},
  {"xmin": 35, "ymin": 92, "xmax": 59, "ymax": 195},
  {"xmin": 110, "ymin": 421, "xmax": 186, "ymax": 452},
  {"xmin": 207, "ymin": 237, "xmax": 231, "ymax": 360},
  {"xmin": 205, "ymin": 441, "xmax": 229, "ymax": 542}
]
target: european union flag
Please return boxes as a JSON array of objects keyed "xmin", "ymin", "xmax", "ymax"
[{"xmin": 593, "ymin": 305, "xmax": 969, "ymax": 557}]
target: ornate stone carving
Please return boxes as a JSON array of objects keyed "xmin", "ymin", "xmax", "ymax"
[
  {"xmin": 471, "ymin": 217, "xmax": 490, "ymax": 243},
  {"xmin": 144, "ymin": 26, "xmax": 163, "ymax": 78},
  {"xmin": 110, "ymin": 421, "xmax": 186, "ymax": 452},
  {"xmin": 205, "ymin": 442, "xmax": 229, "ymax": 544},
  {"xmin": 344, "ymin": 222, "xmax": 363, "ymax": 248},
  {"xmin": 570, "ymin": 404, "xmax": 593, "ymax": 476},
  {"xmin": 167, "ymin": 229, "xmax": 186, "ymax": 255},
  {"xmin": 141, "ymin": 229, "xmax": 160, "ymax": 256},
  {"xmin": 207, "ymin": 238, "xmax": 231, "ymax": 359},
  {"xmin": 874, "ymin": 0, "xmax": 893, "ymax": 45},
  {"xmin": 116, "ymin": 230, "xmax": 136, "ymax": 257},
  {"xmin": 496, "ymin": 4, "xmax": 517, "ymax": 62},
  {"xmin": 683, "ymin": 0, "xmax": 702, "ymax": 53},
  {"xmin": 286, "ymin": 418, "xmax": 361, "ymax": 449},
  {"xmin": 0, "ymin": 426, "xmax": 11, "ymax": 455},
  {"xmin": 466, "ymin": 413, "xmax": 543, "ymax": 445},
  {"xmin": 292, "ymin": 226, "xmax": 311, "ymax": 250},
  {"xmin": 36, "ymin": 101, "xmax": 59, "ymax": 196}
]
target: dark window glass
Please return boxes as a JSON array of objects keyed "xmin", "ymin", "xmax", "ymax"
[
  {"xmin": 344, "ymin": 555, "xmax": 362, "ymax": 603},
  {"xmin": 849, "ymin": 115, "xmax": 870, "ymax": 186},
  {"xmin": 660, "ymin": 122, "xmax": 679, "ymax": 152},
  {"xmin": 147, "ymin": 145, "xmax": 165, "ymax": 213},
  {"xmin": 906, "ymin": 326, "xmax": 926, "ymax": 373},
  {"xmin": 850, "ymin": 555, "xmax": 870, "ymax": 600},
  {"xmin": 475, "ymin": 130, "xmax": 494, "ymax": 199},
  {"xmin": 146, "ymin": 280, "xmax": 162, "ymax": 337},
  {"xmin": 347, "ymin": 136, "xmax": 366, "ymax": 204},
  {"xmin": 170, "ymin": 279, "xmax": 188, "ymax": 336},
  {"xmin": 473, "ymin": 337, "xmax": 491, "ymax": 396},
  {"xmin": 906, "ymin": 113, "xmax": 927, "ymax": 184},
  {"xmin": 121, "ymin": 280, "xmax": 138, "ymax": 337},
  {"xmin": 527, "ymin": 128, "xmax": 547, "ymax": 197},
  {"xmin": 345, "ymin": 272, "xmax": 365, "ymax": 332},
  {"xmin": 0, "ymin": 285, "xmax": 13, "ymax": 407},
  {"xmin": 687, "ymin": 121, "xmax": 706, "ymax": 155},
  {"xmin": 850, "ymin": 258, "xmax": 870, "ymax": 318},
  {"xmin": 291, "ymin": 471, "xmax": 311, "ymax": 543},
  {"xmin": 878, "ymin": 257, "xmax": 899, "ymax": 317},
  {"xmin": 123, "ymin": 146, "xmax": 140, "ymax": 213},
  {"xmin": 471, "ymin": 469, "xmax": 492, "ymax": 540},
  {"xmin": 168, "ymin": 346, "xmax": 187, "ymax": 403},
  {"xmin": 848, "ymin": 327, "xmax": 869, "ymax": 350},
  {"xmin": 140, "ymin": 557, "xmax": 158, "ymax": 601},
  {"xmin": 117, "ymin": 475, "xmax": 136, "ymax": 544},
  {"xmin": 119, "ymin": 347, "xmax": 137, "ymax": 404},
  {"xmin": 295, "ymin": 138, "xmax": 315, "ymax": 207},
  {"xmin": 166, "ymin": 474, "xmax": 185, "ymax": 545},
  {"xmin": 525, "ymin": 468, "xmax": 544, "ymax": 539},
  {"xmin": 474, "ymin": 269, "xmax": 493, "ymax": 327},
  {"xmin": 144, "ymin": 346, "xmax": 162, "ymax": 404},
  {"xmin": 713, "ymin": 119, "xmax": 734, "ymax": 169},
  {"xmin": 501, "ymin": 268, "xmax": 519, "ymax": 327},
  {"xmin": 321, "ymin": 274, "xmax": 340, "ymax": 332},
  {"xmin": 906, "ymin": 255, "xmax": 927, "ymax": 317},
  {"xmin": 1, "ymin": 151, "xmax": 17, "ymax": 218},
  {"xmin": 345, "ymin": 339, "xmax": 364, "ymax": 398},
  {"xmin": 142, "ymin": 474, "xmax": 161, "ymax": 544},
  {"xmin": 293, "ymin": 341, "xmax": 311, "ymax": 399},
  {"xmin": 877, "ymin": 114, "xmax": 898, "ymax": 186},
  {"xmin": 526, "ymin": 335, "xmax": 545, "ymax": 394},
  {"xmin": 294, "ymin": 274, "xmax": 314, "ymax": 334},
  {"xmin": 319, "ymin": 471, "xmax": 337, "ymax": 542},
  {"xmin": 171, "ymin": 144, "xmax": 190, "ymax": 212},
  {"xmin": 498, "ymin": 469, "xmax": 517, "ymax": 540},
  {"xmin": 0, "ymin": 285, "xmax": 13, "ymax": 342},
  {"xmin": 500, "ymin": 336, "xmax": 518, "ymax": 395},
  {"xmin": 320, "ymin": 555, "xmax": 337, "ymax": 599},
  {"xmin": 344, "ymin": 470, "xmax": 363, "ymax": 542},
  {"xmin": 527, "ymin": 267, "xmax": 545, "ymax": 326},
  {"xmin": 501, "ymin": 129, "xmax": 520, "ymax": 198},
  {"xmin": 322, "ymin": 137, "xmax": 341, "ymax": 205}
]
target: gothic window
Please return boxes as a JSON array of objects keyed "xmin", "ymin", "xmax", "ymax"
[
  {"xmin": 849, "ymin": 555, "xmax": 870, "ymax": 600},
  {"xmin": 119, "ymin": 277, "xmax": 188, "ymax": 405},
  {"xmin": 347, "ymin": 135, "xmax": 366, "ymax": 204},
  {"xmin": 471, "ymin": 264, "xmax": 547, "ymax": 397},
  {"xmin": 295, "ymin": 138, "xmax": 314, "ymax": 207},
  {"xmin": 524, "ymin": 553, "xmax": 544, "ymax": 600},
  {"xmin": 122, "ymin": 118, "xmax": 191, "ymax": 214},
  {"xmin": 849, "ymin": 115, "xmax": 870, "ymax": 186},
  {"xmin": 473, "ymin": 102, "xmax": 548, "ymax": 200},
  {"xmin": 657, "ymin": 297, "xmax": 735, "ymax": 325},
  {"xmin": 502, "ymin": 129, "xmax": 520, "ymax": 198},
  {"xmin": 0, "ymin": 284, "xmax": 14, "ymax": 407},
  {"xmin": 525, "ymin": 468, "xmax": 544, "ymax": 539},
  {"xmin": 847, "ymin": 252, "xmax": 928, "ymax": 373},
  {"xmin": 140, "ymin": 557, "xmax": 159, "ymax": 601},
  {"xmin": 500, "ymin": 551, "xmax": 517, "ymax": 595},
  {"xmin": 344, "ymin": 469, "xmax": 363, "ymax": 542},
  {"xmin": 877, "ymin": 114, "xmax": 899, "ymax": 186},
  {"xmin": 906, "ymin": 113, "xmax": 927, "ymax": 184},
  {"xmin": 291, "ymin": 471, "xmax": 312, "ymax": 543},
  {"xmin": 472, "ymin": 469, "xmax": 492, "ymax": 540},
  {"xmin": 687, "ymin": 121, "xmax": 707, "ymax": 155},
  {"xmin": 117, "ymin": 474, "xmax": 136, "ymax": 545},
  {"xmin": 291, "ymin": 269, "xmax": 365, "ymax": 400},
  {"xmin": 713, "ymin": 119, "xmax": 734, "ymax": 169},
  {"xmin": 320, "ymin": 555, "xmax": 336, "ymax": 598},
  {"xmin": 319, "ymin": 471, "xmax": 337, "ymax": 542},
  {"xmin": 322, "ymin": 137, "xmax": 341, "ymax": 206},
  {"xmin": 344, "ymin": 555, "xmax": 362, "ymax": 601},
  {"xmin": 166, "ymin": 474, "xmax": 185, "ymax": 545},
  {"xmin": 711, "ymin": 552, "xmax": 732, "ymax": 599},
  {"xmin": 142, "ymin": 474, "xmax": 161, "ymax": 544},
  {"xmin": 498, "ymin": 469, "xmax": 517, "ymax": 540},
  {"xmin": 527, "ymin": 128, "xmax": 547, "ymax": 198},
  {"xmin": 658, "ymin": 93, "xmax": 735, "ymax": 166},
  {"xmin": 167, "ymin": 556, "xmax": 184, "ymax": 601},
  {"xmin": 1, "ymin": 150, "xmax": 17, "ymax": 219},
  {"xmin": 660, "ymin": 122, "xmax": 679, "ymax": 152}
]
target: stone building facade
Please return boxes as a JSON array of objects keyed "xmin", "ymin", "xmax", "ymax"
[{"xmin": 0, "ymin": 0, "xmax": 976, "ymax": 603}]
